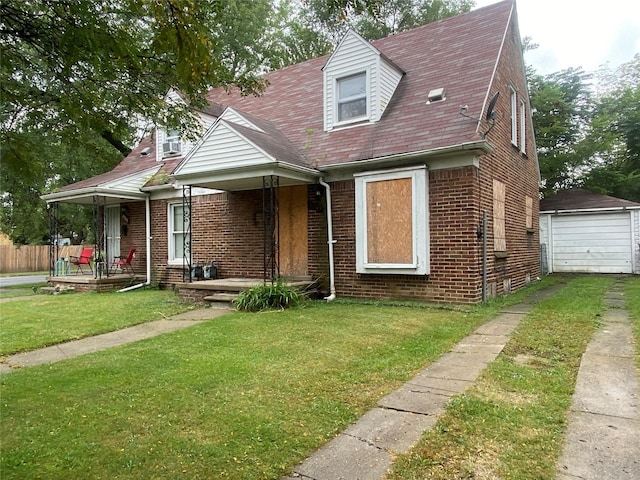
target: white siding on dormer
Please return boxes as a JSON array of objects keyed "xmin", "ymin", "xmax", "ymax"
[
  {"xmin": 323, "ymin": 29, "xmax": 403, "ymax": 131},
  {"xmin": 175, "ymin": 121, "xmax": 272, "ymax": 177},
  {"xmin": 155, "ymin": 112, "xmax": 217, "ymax": 162},
  {"xmin": 378, "ymin": 57, "xmax": 403, "ymax": 117}
]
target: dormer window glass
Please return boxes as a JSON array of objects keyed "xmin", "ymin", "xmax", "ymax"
[
  {"xmin": 337, "ymin": 72, "xmax": 367, "ymax": 122},
  {"xmin": 162, "ymin": 129, "xmax": 182, "ymax": 157}
]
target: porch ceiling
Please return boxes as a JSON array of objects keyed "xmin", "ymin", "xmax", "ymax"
[{"xmin": 172, "ymin": 163, "xmax": 320, "ymax": 192}]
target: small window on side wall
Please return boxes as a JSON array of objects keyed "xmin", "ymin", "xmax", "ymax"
[
  {"xmin": 168, "ymin": 203, "xmax": 189, "ymax": 264},
  {"xmin": 510, "ymin": 88, "xmax": 517, "ymax": 147},
  {"xmin": 355, "ymin": 166, "xmax": 429, "ymax": 275},
  {"xmin": 337, "ymin": 72, "xmax": 367, "ymax": 123}
]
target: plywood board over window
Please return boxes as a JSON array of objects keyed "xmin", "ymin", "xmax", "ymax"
[
  {"xmin": 366, "ymin": 177, "xmax": 413, "ymax": 264},
  {"xmin": 493, "ymin": 179, "xmax": 506, "ymax": 251},
  {"xmin": 355, "ymin": 165, "xmax": 429, "ymax": 275},
  {"xmin": 525, "ymin": 195, "xmax": 533, "ymax": 229}
]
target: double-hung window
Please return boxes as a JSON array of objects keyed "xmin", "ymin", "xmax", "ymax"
[
  {"xmin": 162, "ymin": 129, "xmax": 182, "ymax": 157},
  {"xmin": 355, "ymin": 166, "xmax": 429, "ymax": 275},
  {"xmin": 510, "ymin": 87, "xmax": 518, "ymax": 146},
  {"xmin": 337, "ymin": 72, "xmax": 367, "ymax": 123},
  {"xmin": 168, "ymin": 203, "xmax": 189, "ymax": 264}
]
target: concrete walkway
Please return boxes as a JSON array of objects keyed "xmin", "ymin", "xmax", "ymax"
[
  {"xmin": 556, "ymin": 278, "xmax": 640, "ymax": 479},
  {"xmin": 0, "ymin": 307, "xmax": 230, "ymax": 374},
  {"xmin": 283, "ymin": 286, "xmax": 565, "ymax": 480}
]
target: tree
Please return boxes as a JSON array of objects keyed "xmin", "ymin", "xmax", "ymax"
[
  {"xmin": 528, "ymin": 68, "xmax": 594, "ymax": 196},
  {"xmin": 0, "ymin": 0, "xmax": 272, "ymax": 244},
  {"xmin": 581, "ymin": 55, "xmax": 640, "ymax": 201}
]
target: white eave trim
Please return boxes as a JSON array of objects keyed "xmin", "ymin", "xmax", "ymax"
[
  {"xmin": 320, "ymin": 140, "xmax": 493, "ymax": 174},
  {"xmin": 41, "ymin": 187, "xmax": 148, "ymax": 204},
  {"xmin": 540, "ymin": 206, "xmax": 640, "ymax": 215}
]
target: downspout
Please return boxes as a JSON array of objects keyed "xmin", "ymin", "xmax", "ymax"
[
  {"xmin": 319, "ymin": 179, "xmax": 336, "ymax": 301},
  {"xmin": 118, "ymin": 195, "xmax": 152, "ymax": 292}
]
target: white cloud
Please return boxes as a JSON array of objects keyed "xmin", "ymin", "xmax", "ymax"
[{"xmin": 474, "ymin": 0, "xmax": 640, "ymax": 74}]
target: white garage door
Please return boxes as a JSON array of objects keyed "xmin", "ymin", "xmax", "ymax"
[{"xmin": 551, "ymin": 213, "xmax": 632, "ymax": 273}]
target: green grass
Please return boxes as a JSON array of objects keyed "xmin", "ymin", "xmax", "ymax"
[
  {"xmin": 0, "ymin": 289, "xmax": 195, "ymax": 355},
  {"xmin": 385, "ymin": 275, "xmax": 612, "ymax": 480},
  {"xmin": 626, "ymin": 275, "xmax": 640, "ymax": 369},
  {"xmin": 0, "ymin": 278, "xmax": 560, "ymax": 480},
  {"xmin": 0, "ymin": 282, "xmax": 47, "ymax": 299}
]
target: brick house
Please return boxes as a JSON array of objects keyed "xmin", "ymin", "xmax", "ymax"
[{"xmin": 43, "ymin": 0, "xmax": 540, "ymax": 303}]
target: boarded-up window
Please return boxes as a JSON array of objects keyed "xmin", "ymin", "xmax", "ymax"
[
  {"xmin": 366, "ymin": 178, "xmax": 413, "ymax": 264},
  {"xmin": 355, "ymin": 166, "xmax": 429, "ymax": 275},
  {"xmin": 493, "ymin": 179, "xmax": 506, "ymax": 251},
  {"xmin": 525, "ymin": 195, "xmax": 533, "ymax": 229}
]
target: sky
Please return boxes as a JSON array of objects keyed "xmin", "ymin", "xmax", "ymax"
[{"xmin": 474, "ymin": 0, "xmax": 640, "ymax": 75}]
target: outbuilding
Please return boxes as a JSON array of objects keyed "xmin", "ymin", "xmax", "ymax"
[{"xmin": 540, "ymin": 189, "xmax": 640, "ymax": 274}]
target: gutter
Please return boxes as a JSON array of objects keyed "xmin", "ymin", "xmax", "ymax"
[
  {"xmin": 319, "ymin": 179, "xmax": 336, "ymax": 302},
  {"xmin": 118, "ymin": 196, "xmax": 152, "ymax": 292}
]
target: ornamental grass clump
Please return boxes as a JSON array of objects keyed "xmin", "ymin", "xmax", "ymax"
[{"xmin": 234, "ymin": 280, "xmax": 302, "ymax": 312}]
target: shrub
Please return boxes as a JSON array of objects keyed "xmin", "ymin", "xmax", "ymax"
[{"xmin": 234, "ymin": 280, "xmax": 303, "ymax": 312}]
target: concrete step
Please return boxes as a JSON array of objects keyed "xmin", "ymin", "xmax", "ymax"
[{"xmin": 203, "ymin": 292, "xmax": 238, "ymax": 307}]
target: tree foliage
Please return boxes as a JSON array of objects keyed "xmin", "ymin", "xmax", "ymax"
[
  {"xmin": 530, "ymin": 55, "xmax": 640, "ymax": 202},
  {"xmin": 0, "ymin": 0, "xmax": 272, "ymax": 244}
]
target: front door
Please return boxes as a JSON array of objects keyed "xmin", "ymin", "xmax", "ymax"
[
  {"xmin": 105, "ymin": 205, "xmax": 121, "ymax": 264},
  {"xmin": 278, "ymin": 185, "xmax": 308, "ymax": 278}
]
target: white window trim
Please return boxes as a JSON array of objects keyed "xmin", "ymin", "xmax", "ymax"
[
  {"xmin": 510, "ymin": 87, "xmax": 518, "ymax": 146},
  {"xmin": 333, "ymin": 69, "xmax": 370, "ymax": 128},
  {"xmin": 355, "ymin": 165, "xmax": 429, "ymax": 275},
  {"xmin": 162, "ymin": 128, "xmax": 182, "ymax": 158},
  {"xmin": 519, "ymin": 99, "xmax": 526, "ymax": 154},
  {"xmin": 167, "ymin": 202, "xmax": 188, "ymax": 265}
]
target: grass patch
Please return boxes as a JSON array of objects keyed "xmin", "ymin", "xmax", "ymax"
[
  {"xmin": 0, "ymin": 282, "xmax": 47, "ymax": 299},
  {"xmin": 0, "ymin": 289, "xmax": 194, "ymax": 355},
  {"xmin": 625, "ymin": 275, "xmax": 640, "ymax": 369},
  {"xmin": 385, "ymin": 275, "xmax": 612, "ymax": 480},
  {"xmin": 0, "ymin": 287, "xmax": 544, "ymax": 480}
]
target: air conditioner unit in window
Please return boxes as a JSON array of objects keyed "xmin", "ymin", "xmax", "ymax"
[{"xmin": 162, "ymin": 141, "xmax": 181, "ymax": 155}]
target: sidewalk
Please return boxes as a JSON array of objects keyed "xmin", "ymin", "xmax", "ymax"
[
  {"xmin": 283, "ymin": 285, "xmax": 565, "ymax": 480},
  {"xmin": 0, "ymin": 307, "xmax": 230, "ymax": 374},
  {"xmin": 556, "ymin": 278, "xmax": 640, "ymax": 479}
]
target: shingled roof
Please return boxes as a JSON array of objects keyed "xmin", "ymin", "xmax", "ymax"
[
  {"xmin": 44, "ymin": 0, "xmax": 516, "ymax": 200},
  {"xmin": 540, "ymin": 189, "xmax": 640, "ymax": 212},
  {"xmin": 203, "ymin": 0, "xmax": 514, "ymax": 168}
]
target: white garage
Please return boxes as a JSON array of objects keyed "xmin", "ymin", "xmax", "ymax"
[{"xmin": 540, "ymin": 189, "xmax": 640, "ymax": 274}]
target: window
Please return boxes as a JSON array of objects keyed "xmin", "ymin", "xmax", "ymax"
[
  {"xmin": 168, "ymin": 203, "xmax": 189, "ymax": 263},
  {"xmin": 162, "ymin": 129, "xmax": 182, "ymax": 157},
  {"xmin": 337, "ymin": 72, "xmax": 367, "ymax": 123},
  {"xmin": 355, "ymin": 166, "xmax": 429, "ymax": 275},
  {"xmin": 493, "ymin": 179, "xmax": 506, "ymax": 251},
  {"xmin": 519, "ymin": 99, "xmax": 526, "ymax": 154},
  {"xmin": 510, "ymin": 88, "xmax": 517, "ymax": 146}
]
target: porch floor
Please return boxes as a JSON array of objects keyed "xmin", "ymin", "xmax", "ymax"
[{"xmin": 47, "ymin": 273, "xmax": 146, "ymax": 293}]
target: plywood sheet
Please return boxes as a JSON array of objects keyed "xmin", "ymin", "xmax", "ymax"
[
  {"xmin": 493, "ymin": 179, "xmax": 506, "ymax": 251},
  {"xmin": 366, "ymin": 178, "xmax": 413, "ymax": 264},
  {"xmin": 278, "ymin": 185, "xmax": 308, "ymax": 276}
]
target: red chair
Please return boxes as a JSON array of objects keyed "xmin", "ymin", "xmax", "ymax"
[
  {"xmin": 110, "ymin": 248, "xmax": 136, "ymax": 275},
  {"xmin": 69, "ymin": 247, "xmax": 93, "ymax": 275}
]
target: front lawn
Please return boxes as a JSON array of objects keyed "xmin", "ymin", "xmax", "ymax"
[
  {"xmin": 0, "ymin": 289, "xmax": 195, "ymax": 355},
  {"xmin": 0, "ymin": 279, "xmax": 556, "ymax": 480},
  {"xmin": 386, "ymin": 275, "xmax": 613, "ymax": 479}
]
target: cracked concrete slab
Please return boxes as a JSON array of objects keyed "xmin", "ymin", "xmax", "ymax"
[
  {"xmin": 343, "ymin": 407, "xmax": 438, "ymax": 453},
  {"xmin": 377, "ymin": 386, "xmax": 449, "ymax": 415},
  {"xmin": 293, "ymin": 434, "xmax": 392, "ymax": 480}
]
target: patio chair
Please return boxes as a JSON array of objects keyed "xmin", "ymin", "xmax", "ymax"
[
  {"xmin": 110, "ymin": 248, "xmax": 136, "ymax": 275},
  {"xmin": 69, "ymin": 247, "xmax": 94, "ymax": 275}
]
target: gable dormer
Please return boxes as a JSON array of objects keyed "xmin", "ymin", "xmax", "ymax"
[
  {"xmin": 155, "ymin": 89, "xmax": 218, "ymax": 161},
  {"xmin": 323, "ymin": 29, "xmax": 404, "ymax": 131}
]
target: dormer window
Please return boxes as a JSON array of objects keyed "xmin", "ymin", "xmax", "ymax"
[
  {"xmin": 337, "ymin": 72, "xmax": 367, "ymax": 122},
  {"xmin": 162, "ymin": 129, "xmax": 182, "ymax": 157},
  {"xmin": 323, "ymin": 29, "xmax": 403, "ymax": 131}
]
